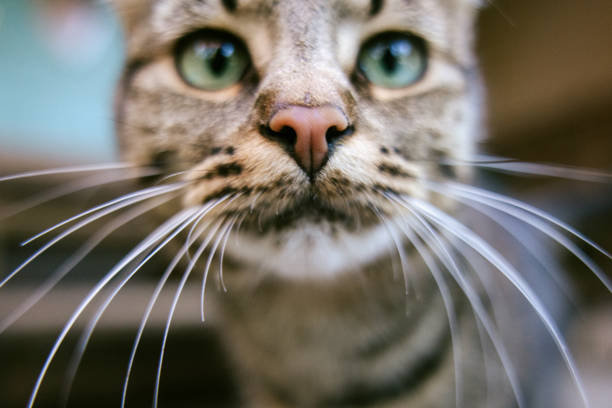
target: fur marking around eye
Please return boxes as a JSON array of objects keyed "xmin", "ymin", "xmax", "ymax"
[
  {"xmin": 221, "ymin": 0, "xmax": 237, "ymax": 13},
  {"xmin": 369, "ymin": 0, "xmax": 384, "ymax": 17}
]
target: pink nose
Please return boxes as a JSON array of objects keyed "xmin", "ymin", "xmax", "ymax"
[{"xmin": 268, "ymin": 105, "xmax": 349, "ymax": 175}]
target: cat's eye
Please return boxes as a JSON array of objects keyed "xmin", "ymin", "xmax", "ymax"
[
  {"xmin": 358, "ymin": 33, "xmax": 427, "ymax": 89},
  {"xmin": 175, "ymin": 30, "xmax": 250, "ymax": 91}
]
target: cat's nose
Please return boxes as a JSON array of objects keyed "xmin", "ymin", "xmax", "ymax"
[{"xmin": 267, "ymin": 105, "xmax": 350, "ymax": 176}]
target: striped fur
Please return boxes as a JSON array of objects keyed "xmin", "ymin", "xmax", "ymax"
[{"xmin": 108, "ymin": 0, "xmax": 553, "ymax": 406}]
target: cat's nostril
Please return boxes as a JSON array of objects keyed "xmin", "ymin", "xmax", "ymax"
[
  {"xmin": 326, "ymin": 125, "xmax": 354, "ymax": 146},
  {"xmin": 266, "ymin": 105, "xmax": 350, "ymax": 177},
  {"xmin": 326, "ymin": 126, "xmax": 341, "ymax": 145},
  {"xmin": 278, "ymin": 126, "xmax": 297, "ymax": 146}
]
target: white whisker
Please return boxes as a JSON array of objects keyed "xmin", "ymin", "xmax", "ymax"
[
  {"xmin": 443, "ymin": 233, "xmax": 522, "ymax": 408},
  {"xmin": 447, "ymin": 181, "xmax": 612, "ymax": 261},
  {"xmin": 408, "ymin": 197, "xmax": 590, "ymax": 408},
  {"xmin": 0, "ymin": 162, "xmax": 135, "ymax": 183},
  {"xmin": 184, "ymin": 195, "xmax": 233, "ymax": 260},
  {"xmin": 441, "ymin": 181, "xmax": 612, "ymax": 292},
  {"xmin": 153, "ymin": 217, "xmax": 226, "ymax": 408},
  {"xmin": 25, "ymin": 207, "xmax": 198, "ymax": 408},
  {"xmin": 433, "ymin": 189, "xmax": 576, "ymax": 300},
  {"xmin": 249, "ymin": 191, "xmax": 263, "ymax": 212},
  {"xmin": 61, "ymin": 207, "xmax": 203, "ymax": 403},
  {"xmin": 200, "ymin": 215, "xmax": 238, "ymax": 321},
  {"xmin": 155, "ymin": 170, "xmax": 191, "ymax": 184},
  {"xmin": 218, "ymin": 214, "xmax": 241, "ymax": 293},
  {"xmin": 0, "ymin": 184, "xmax": 185, "ymax": 289},
  {"xmin": 21, "ymin": 182, "xmax": 188, "ymax": 246},
  {"xmin": 121, "ymin": 199, "xmax": 230, "ymax": 407},
  {"xmin": 444, "ymin": 155, "xmax": 612, "ymax": 183},
  {"xmin": 389, "ymin": 195, "xmax": 524, "ymax": 407},
  {"xmin": 0, "ymin": 195, "xmax": 175, "ymax": 335},
  {"xmin": 474, "ymin": 318, "xmax": 496, "ymax": 407},
  {"xmin": 1, "ymin": 168, "xmax": 159, "ymax": 220},
  {"xmin": 387, "ymin": 210, "xmax": 464, "ymax": 408},
  {"xmin": 121, "ymin": 243, "xmax": 191, "ymax": 408},
  {"xmin": 369, "ymin": 205, "xmax": 411, "ymax": 295}
]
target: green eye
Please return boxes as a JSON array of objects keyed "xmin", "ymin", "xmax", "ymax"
[
  {"xmin": 358, "ymin": 33, "xmax": 427, "ymax": 89},
  {"xmin": 176, "ymin": 31, "xmax": 250, "ymax": 91}
]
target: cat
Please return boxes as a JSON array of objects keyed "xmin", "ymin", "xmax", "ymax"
[{"xmin": 1, "ymin": 0, "xmax": 610, "ymax": 407}]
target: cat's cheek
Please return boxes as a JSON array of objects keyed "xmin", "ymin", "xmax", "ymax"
[{"xmin": 179, "ymin": 137, "xmax": 304, "ymax": 208}]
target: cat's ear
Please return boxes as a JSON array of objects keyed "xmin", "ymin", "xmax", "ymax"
[{"xmin": 106, "ymin": 0, "xmax": 150, "ymax": 34}]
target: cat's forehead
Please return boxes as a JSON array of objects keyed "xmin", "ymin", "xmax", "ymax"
[
  {"xmin": 113, "ymin": 0, "xmax": 479, "ymax": 74},
  {"xmin": 151, "ymin": 0, "xmax": 475, "ymax": 16},
  {"xmin": 120, "ymin": 0, "xmax": 477, "ymax": 55},
  {"xmin": 211, "ymin": 0, "xmax": 373, "ymax": 15}
]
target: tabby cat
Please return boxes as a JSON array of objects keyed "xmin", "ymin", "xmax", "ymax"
[{"xmin": 1, "ymin": 0, "xmax": 610, "ymax": 407}]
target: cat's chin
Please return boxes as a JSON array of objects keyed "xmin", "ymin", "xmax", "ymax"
[{"xmin": 224, "ymin": 218, "xmax": 399, "ymax": 280}]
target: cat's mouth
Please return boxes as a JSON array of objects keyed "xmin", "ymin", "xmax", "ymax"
[{"xmin": 240, "ymin": 192, "xmax": 369, "ymax": 234}]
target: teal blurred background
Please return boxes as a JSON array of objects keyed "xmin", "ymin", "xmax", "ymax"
[{"xmin": 0, "ymin": 0, "xmax": 122, "ymax": 162}]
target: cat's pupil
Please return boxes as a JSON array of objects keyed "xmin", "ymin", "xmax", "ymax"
[
  {"xmin": 209, "ymin": 43, "xmax": 233, "ymax": 76},
  {"xmin": 381, "ymin": 47, "xmax": 398, "ymax": 74}
]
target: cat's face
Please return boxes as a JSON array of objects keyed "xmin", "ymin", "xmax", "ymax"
[{"xmin": 115, "ymin": 0, "xmax": 480, "ymax": 278}]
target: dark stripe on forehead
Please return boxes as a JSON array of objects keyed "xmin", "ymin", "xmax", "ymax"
[
  {"xmin": 370, "ymin": 0, "xmax": 384, "ymax": 16},
  {"xmin": 221, "ymin": 0, "xmax": 237, "ymax": 12}
]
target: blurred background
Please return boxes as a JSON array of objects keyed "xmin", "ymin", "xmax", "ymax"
[
  {"xmin": 0, "ymin": 0, "xmax": 120, "ymax": 162},
  {"xmin": 0, "ymin": 0, "xmax": 610, "ymax": 407}
]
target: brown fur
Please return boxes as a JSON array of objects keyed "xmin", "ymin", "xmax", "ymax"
[{"xmin": 112, "ymin": 0, "xmax": 522, "ymax": 406}]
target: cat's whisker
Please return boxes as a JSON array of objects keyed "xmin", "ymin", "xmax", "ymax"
[
  {"xmin": 443, "ymin": 233, "xmax": 522, "ymax": 408},
  {"xmin": 0, "ymin": 162, "xmax": 135, "ymax": 183},
  {"xmin": 0, "ymin": 168, "xmax": 159, "ymax": 220},
  {"xmin": 60, "ymin": 206, "xmax": 204, "ymax": 404},
  {"xmin": 184, "ymin": 199, "xmax": 227, "ymax": 261},
  {"xmin": 0, "ymin": 195, "xmax": 176, "ymax": 335},
  {"xmin": 121, "ymin": 243, "xmax": 192, "ymax": 408},
  {"xmin": 186, "ymin": 193, "xmax": 241, "ymax": 263},
  {"xmin": 431, "ymin": 187, "xmax": 577, "ymax": 300},
  {"xmin": 21, "ymin": 182, "xmax": 188, "ymax": 247},
  {"xmin": 25, "ymin": 207, "xmax": 199, "ymax": 408},
  {"xmin": 473, "ymin": 317, "xmax": 496, "ymax": 407},
  {"xmin": 405, "ymin": 204, "xmax": 525, "ymax": 407},
  {"xmin": 385, "ymin": 208, "xmax": 464, "ymax": 408},
  {"xmin": 201, "ymin": 213, "xmax": 240, "ymax": 321},
  {"xmin": 389, "ymin": 194, "xmax": 524, "ymax": 407},
  {"xmin": 439, "ymin": 181, "xmax": 612, "ymax": 291},
  {"xmin": 153, "ymin": 217, "xmax": 227, "ymax": 408},
  {"xmin": 218, "ymin": 214, "xmax": 242, "ymax": 292},
  {"xmin": 256, "ymin": 200, "xmax": 266, "ymax": 233},
  {"xmin": 369, "ymin": 205, "xmax": 411, "ymax": 296},
  {"xmin": 121, "ymin": 200, "xmax": 229, "ymax": 408},
  {"xmin": 154, "ymin": 170, "xmax": 191, "ymax": 184},
  {"xmin": 249, "ymin": 191, "xmax": 263, "ymax": 213},
  {"xmin": 444, "ymin": 155, "xmax": 612, "ymax": 183},
  {"xmin": 407, "ymin": 197, "xmax": 590, "ymax": 408},
  {"xmin": 0, "ymin": 184, "xmax": 186, "ymax": 289}
]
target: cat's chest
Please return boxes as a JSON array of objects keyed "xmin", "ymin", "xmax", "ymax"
[{"xmin": 210, "ymin": 262, "xmax": 456, "ymax": 407}]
